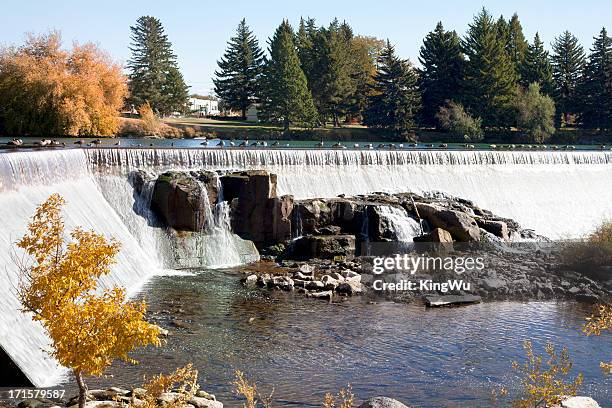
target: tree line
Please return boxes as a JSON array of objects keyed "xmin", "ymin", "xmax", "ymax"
[
  {"xmin": 0, "ymin": 10, "xmax": 609, "ymax": 139},
  {"xmin": 215, "ymin": 8, "xmax": 611, "ymax": 140}
]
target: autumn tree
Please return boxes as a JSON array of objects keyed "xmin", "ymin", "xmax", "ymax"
[
  {"xmin": 349, "ymin": 35, "xmax": 385, "ymax": 121},
  {"xmin": 363, "ymin": 40, "xmax": 421, "ymax": 136},
  {"xmin": 16, "ymin": 194, "xmax": 162, "ymax": 408},
  {"xmin": 213, "ymin": 19, "xmax": 265, "ymax": 119},
  {"xmin": 127, "ymin": 16, "xmax": 189, "ymax": 115},
  {"xmin": 259, "ymin": 20, "xmax": 317, "ymax": 130},
  {"xmin": 418, "ymin": 22, "xmax": 464, "ymax": 126},
  {"xmin": 0, "ymin": 32, "xmax": 126, "ymax": 136}
]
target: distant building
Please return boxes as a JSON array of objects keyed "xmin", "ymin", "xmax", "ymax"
[
  {"xmin": 246, "ymin": 104, "xmax": 260, "ymax": 122},
  {"xmin": 188, "ymin": 95, "xmax": 220, "ymax": 116}
]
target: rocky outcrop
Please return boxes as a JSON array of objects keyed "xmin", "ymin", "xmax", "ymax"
[
  {"xmin": 150, "ymin": 170, "xmax": 218, "ymax": 231},
  {"xmin": 414, "ymin": 202, "xmax": 480, "ymax": 241},
  {"xmin": 222, "ymin": 170, "xmax": 292, "ymax": 243},
  {"xmin": 287, "ymin": 235, "xmax": 356, "ymax": 260},
  {"xmin": 555, "ymin": 396, "xmax": 602, "ymax": 408}
]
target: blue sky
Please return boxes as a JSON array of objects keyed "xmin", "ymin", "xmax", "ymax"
[{"xmin": 1, "ymin": 1, "xmax": 609, "ymax": 94}]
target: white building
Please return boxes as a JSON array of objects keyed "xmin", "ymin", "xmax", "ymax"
[{"xmin": 188, "ymin": 96, "xmax": 220, "ymax": 116}]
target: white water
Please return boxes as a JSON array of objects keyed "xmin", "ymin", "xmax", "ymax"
[
  {"xmin": 87, "ymin": 148, "xmax": 612, "ymax": 239},
  {"xmin": 377, "ymin": 205, "xmax": 423, "ymax": 241},
  {"xmin": 1, "ymin": 147, "xmax": 611, "ymax": 386}
]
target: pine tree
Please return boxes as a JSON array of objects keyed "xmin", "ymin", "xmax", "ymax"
[
  {"xmin": 213, "ymin": 19, "xmax": 265, "ymax": 119},
  {"xmin": 521, "ymin": 33, "xmax": 554, "ymax": 96},
  {"xmin": 462, "ymin": 8, "xmax": 517, "ymax": 127},
  {"xmin": 507, "ymin": 13, "xmax": 529, "ymax": 80},
  {"xmin": 259, "ymin": 21, "xmax": 317, "ymax": 131},
  {"xmin": 363, "ymin": 40, "xmax": 421, "ymax": 135},
  {"xmin": 295, "ymin": 17, "xmax": 318, "ymax": 87},
  {"xmin": 418, "ymin": 22, "xmax": 464, "ymax": 126},
  {"xmin": 551, "ymin": 31, "xmax": 586, "ymax": 125},
  {"xmin": 578, "ymin": 28, "xmax": 612, "ymax": 129},
  {"xmin": 310, "ymin": 19, "xmax": 356, "ymax": 127},
  {"xmin": 127, "ymin": 16, "xmax": 188, "ymax": 115}
]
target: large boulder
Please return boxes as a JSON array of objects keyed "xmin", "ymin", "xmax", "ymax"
[
  {"xmin": 222, "ymin": 170, "xmax": 278, "ymax": 242},
  {"xmin": 264, "ymin": 195, "xmax": 294, "ymax": 243},
  {"xmin": 413, "ymin": 228, "xmax": 453, "ymax": 243},
  {"xmin": 415, "ymin": 203, "xmax": 480, "ymax": 242},
  {"xmin": 556, "ymin": 396, "xmax": 601, "ymax": 408},
  {"xmin": 288, "ymin": 235, "xmax": 356, "ymax": 260},
  {"xmin": 476, "ymin": 219, "xmax": 509, "ymax": 240},
  {"xmin": 357, "ymin": 397, "xmax": 411, "ymax": 408},
  {"xmin": 294, "ymin": 199, "xmax": 332, "ymax": 234},
  {"xmin": 151, "ymin": 171, "xmax": 218, "ymax": 231}
]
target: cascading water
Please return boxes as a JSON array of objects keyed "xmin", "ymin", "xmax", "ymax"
[
  {"xmin": 0, "ymin": 150, "xmax": 162, "ymax": 387},
  {"xmin": 377, "ymin": 205, "xmax": 423, "ymax": 242},
  {"xmin": 87, "ymin": 148, "xmax": 612, "ymax": 238},
  {"xmin": 2, "ymin": 147, "xmax": 612, "ymax": 387},
  {"xmin": 171, "ymin": 176, "xmax": 259, "ymax": 269}
]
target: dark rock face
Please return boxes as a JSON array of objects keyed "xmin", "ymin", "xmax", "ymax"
[
  {"xmin": 151, "ymin": 171, "xmax": 212, "ymax": 231},
  {"xmin": 415, "ymin": 202, "xmax": 480, "ymax": 242},
  {"xmin": 288, "ymin": 235, "xmax": 356, "ymax": 260},
  {"xmin": 222, "ymin": 171, "xmax": 292, "ymax": 243},
  {"xmin": 477, "ymin": 219, "xmax": 509, "ymax": 240}
]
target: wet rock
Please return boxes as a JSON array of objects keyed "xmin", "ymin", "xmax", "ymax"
[
  {"xmin": 306, "ymin": 280, "xmax": 325, "ymax": 290},
  {"xmin": 244, "ymin": 274, "xmax": 258, "ymax": 286},
  {"xmin": 150, "ymin": 171, "xmax": 217, "ymax": 231},
  {"xmin": 357, "ymin": 397, "xmax": 410, "ymax": 408},
  {"xmin": 307, "ymin": 290, "xmax": 333, "ymax": 300},
  {"xmin": 223, "ymin": 170, "xmax": 278, "ymax": 243},
  {"xmin": 321, "ymin": 275, "xmax": 340, "ymax": 290},
  {"xmin": 425, "ymin": 295, "xmax": 482, "ymax": 307},
  {"xmin": 291, "ymin": 235, "xmax": 356, "ymax": 260},
  {"xmin": 294, "ymin": 199, "xmax": 332, "ymax": 234},
  {"xmin": 413, "ymin": 228, "xmax": 453, "ymax": 243},
  {"xmin": 476, "ymin": 219, "xmax": 509, "ymax": 240},
  {"xmin": 556, "ymin": 396, "xmax": 601, "ymax": 408},
  {"xmin": 298, "ymin": 264, "xmax": 315, "ymax": 275},
  {"xmin": 187, "ymin": 396, "xmax": 223, "ymax": 408},
  {"xmin": 336, "ymin": 278, "xmax": 363, "ymax": 295},
  {"xmin": 415, "ymin": 203, "xmax": 480, "ymax": 242}
]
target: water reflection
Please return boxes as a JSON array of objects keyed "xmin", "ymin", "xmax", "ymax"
[{"xmin": 76, "ymin": 268, "xmax": 611, "ymax": 407}]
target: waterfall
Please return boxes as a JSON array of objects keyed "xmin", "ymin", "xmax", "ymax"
[
  {"xmin": 2, "ymin": 147, "xmax": 611, "ymax": 386},
  {"xmin": 172, "ymin": 177, "xmax": 259, "ymax": 269},
  {"xmin": 86, "ymin": 148, "xmax": 612, "ymax": 238},
  {"xmin": 377, "ymin": 205, "xmax": 422, "ymax": 242},
  {"xmin": 0, "ymin": 150, "xmax": 161, "ymax": 387}
]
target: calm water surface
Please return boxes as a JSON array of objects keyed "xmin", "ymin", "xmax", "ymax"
[{"xmin": 72, "ymin": 269, "xmax": 611, "ymax": 408}]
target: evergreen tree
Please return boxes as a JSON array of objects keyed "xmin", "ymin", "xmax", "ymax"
[
  {"xmin": 127, "ymin": 16, "xmax": 188, "ymax": 115},
  {"xmin": 363, "ymin": 40, "xmax": 421, "ymax": 135},
  {"xmin": 418, "ymin": 22, "xmax": 464, "ymax": 126},
  {"xmin": 462, "ymin": 8, "xmax": 517, "ymax": 127},
  {"xmin": 295, "ymin": 17, "xmax": 318, "ymax": 88},
  {"xmin": 164, "ymin": 66, "xmax": 190, "ymax": 114},
  {"xmin": 521, "ymin": 33, "xmax": 554, "ymax": 95},
  {"xmin": 310, "ymin": 19, "xmax": 356, "ymax": 127},
  {"xmin": 213, "ymin": 19, "xmax": 265, "ymax": 119},
  {"xmin": 551, "ymin": 31, "xmax": 586, "ymax": 125},
  {"xmin": 578, "ymin": 28, "xmax": 612, "ymax": 129},
  {"xmin": 259, "ymin": 21, "xmax": 317, "ymax": 130},
  {"xmin": 507, "ymin": 13, "xmax": 529, "ymax": 80}
]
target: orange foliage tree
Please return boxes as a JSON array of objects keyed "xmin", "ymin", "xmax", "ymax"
[
  {"xmin": 16, "ymin": 194, "xmax": 162, "ymax": 408},
  {"xmin": 0, "ymin": 31, "xmax": 127, "ymax": 136}
]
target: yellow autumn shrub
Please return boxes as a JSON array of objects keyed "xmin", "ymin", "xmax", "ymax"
[{"xmin": 16, "ymin": 194, "xmax": 162, "ymax": 408}]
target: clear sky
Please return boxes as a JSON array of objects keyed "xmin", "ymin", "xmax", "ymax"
[{"xmin": 1, "ymin": 1, "xmax": 609, "ymax": 95}]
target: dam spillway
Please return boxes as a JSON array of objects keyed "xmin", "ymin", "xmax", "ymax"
[{"xmin": 0, "ymin": 146, "xmax": 611, "ymax": 387}]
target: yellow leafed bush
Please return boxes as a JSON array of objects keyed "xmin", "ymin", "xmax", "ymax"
[{"xmin": 16, "ymin": 194, "xmax": 162, "ymax": 408}]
